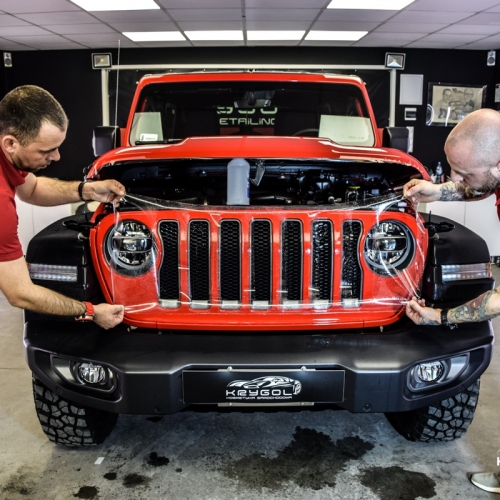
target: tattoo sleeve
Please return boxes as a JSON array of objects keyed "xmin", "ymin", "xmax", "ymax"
[
  {"xmin": 420, "ymin": 317, "xmax": 440, "ymax": 326},
  {"xmin": 448, "ymin": 289, "xmax": 500, "ymax": 323},
  {"xmin": 438, "ymin": 181, "xmax": 479, "ymax": 201}
]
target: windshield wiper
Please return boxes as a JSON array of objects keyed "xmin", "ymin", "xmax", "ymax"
[{"xmin": 135, "ymin": 138, "xmax": 183, "ymax": 145}]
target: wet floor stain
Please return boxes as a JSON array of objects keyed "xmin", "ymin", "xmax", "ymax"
[
  {"xmin": 146, "ymin": 451, "xmax": 170, "ymax": 467},
  {"xmin": 103, "ymin": 472, "xmax": 117, "ymax": 480},
  {"xmin": 220, "ymin": 426, "xmax": 374, "ymax": 491},
  {"xmin": 73, "ymin": 486, "xmax": 98, "ymax": 499},
  {"xmin": 1, "ymin": 473, "xmax": 34, "ymax": 497},
  {"xmin": 122, "ymin": 473, "xmax": 150, "ymax": 488},
  {"xmin": 360, "ymin": 465, "xmax": 436, "ymax": 500}
]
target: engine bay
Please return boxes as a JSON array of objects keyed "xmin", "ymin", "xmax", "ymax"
[{"xmin": 98, "ymin": 159, "xmax": 421, "ymax": 207}]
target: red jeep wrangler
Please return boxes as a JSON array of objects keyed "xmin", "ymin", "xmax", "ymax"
[{"xmin": 25, "ymin": 72, "xmax": 494, "ymax": 446}]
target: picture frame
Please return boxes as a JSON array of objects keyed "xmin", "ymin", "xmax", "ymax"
[{"xmin": 426, "ymin": 83, "xmax": 487, "ymax": 126}]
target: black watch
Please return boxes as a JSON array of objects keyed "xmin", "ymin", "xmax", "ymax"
[{"xmin": 440, "ymin": 308, "xmax": 457, "ymax": 330}]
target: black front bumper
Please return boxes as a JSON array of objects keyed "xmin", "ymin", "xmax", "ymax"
[{"xmin": 24, "ymin": 318, "xmax": 494, "ymax": 415}]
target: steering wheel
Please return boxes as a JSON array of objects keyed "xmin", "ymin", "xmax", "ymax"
[{"xmin": 292, "ymin": 128, "xmax": 319, "ymax": 137}]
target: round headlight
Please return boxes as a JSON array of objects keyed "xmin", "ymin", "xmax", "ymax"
[
  {"xmin": 106, "ymin": 220, "xmax": 155, "ymax": 276},
  {"xmin": 364, "ymin": 220, "xmax": 414, "ymax": 275}
]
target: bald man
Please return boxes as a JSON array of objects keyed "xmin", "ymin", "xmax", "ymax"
[{"xmin": 404, "ymin": 108, "xmax": 500, "ymax": 494}]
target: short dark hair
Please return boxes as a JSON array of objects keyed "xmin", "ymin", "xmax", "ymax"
[{"xmin": 0, "ymin": 85, "xmax": 68, "ymax": 146}]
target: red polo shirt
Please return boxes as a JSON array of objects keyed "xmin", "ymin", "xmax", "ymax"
[
  {"xmin": 496, "ymin": 188, "xmax": 500, "ymax": 222},
  {"xmin": 0, "ymin": 148, "xmax": 29, "ymax": 262}
]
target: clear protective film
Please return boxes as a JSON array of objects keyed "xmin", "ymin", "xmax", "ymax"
[{"xmin": 96, "ymin": 193, "xmax": 427, "ymax": 331}]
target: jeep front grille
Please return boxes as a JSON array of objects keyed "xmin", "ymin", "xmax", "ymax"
[{"xmin": 158, "ymin": 216, "xmax": 362, "ymax": 310}]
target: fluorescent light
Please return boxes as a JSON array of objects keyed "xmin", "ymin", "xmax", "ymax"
[
  {"xmin": 123, "ymin": 32, "xmax": 185, "ymax": 42},
  {"xmin": 327, "ymin": 0, "xmax": 414, "ymax": 9},
  {"xmin": 185, "ymin": 31, "xmax": 243, "ymax": 41},
  {"xmin": 306, "ymin": 31, "xmax": 367, "ymax": 41},
  {"xmin": 71, "ymin": 0, "xmax": 160, "ymax": 11},
  {"xmin": 247, "ymin": 31, "xmax": 305, "ymax": 41}
]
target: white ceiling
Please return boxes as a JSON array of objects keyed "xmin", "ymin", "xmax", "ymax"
[{"xmin": 2, "ymin": 0, "xmax": 500, "ymax": 51}]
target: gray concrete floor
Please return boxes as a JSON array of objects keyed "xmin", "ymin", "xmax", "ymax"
[{"xmin": 1, "ymin": 274, "xmax": 500, "ymax": 500}]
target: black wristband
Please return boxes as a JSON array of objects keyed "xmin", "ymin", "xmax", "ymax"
[
  {"xmin": 441, "ymin": 308, "xmax": 457, "ymax": 330},
  {"xmin": 78, "ymin": 181, "xmax": 91, "ymax": 202}
]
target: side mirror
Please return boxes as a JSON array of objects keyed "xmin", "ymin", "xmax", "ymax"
[
  {"xmin": 382, "ymin": 127, "xmax": 409, "ymax": 153},
  {"xmin": 93, "ymin": 126, "xmax": 121, "ymax": 157}
]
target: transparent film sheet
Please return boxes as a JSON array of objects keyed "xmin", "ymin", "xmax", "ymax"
[{"xmin": 102, "ymin": 192, "xmax": 427, "ymax": 329}]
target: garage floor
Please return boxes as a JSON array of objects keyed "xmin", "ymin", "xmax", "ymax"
[{"xmin": 1, "ymin": 272, "xmax": 499, "ymax": 500}]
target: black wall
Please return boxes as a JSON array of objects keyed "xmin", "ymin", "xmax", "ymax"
[{"xmin": 0, "ymin": 46, "xmax": 497, "ymax": 180}]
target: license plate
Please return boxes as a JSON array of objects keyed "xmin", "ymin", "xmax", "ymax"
[{"xmin": 183, "ymin": 369, "xmax": 344, "ymax": 404}]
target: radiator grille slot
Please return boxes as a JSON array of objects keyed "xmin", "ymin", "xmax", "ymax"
[
  {"xmin": 189, "ymin": 220, "xmax": 210, "ymax": 307},
  {"xmin": 281, "ymin": 220, "xmax": 303, "ymax": 304},
  {"xmin": 251, "ymin": 220, "xmax": 272, "ymax": 307},
  {"xmin": 220, "ymin": 220, "xmax": 241, "ymax": 306},
  {"xmin": 312, "ymin": 220, "xmax": 333, "ymax": 304},
  {"xmin": 158, "ymin": 221, "xmax": 179, "ymax": 307},
  {"xmin": 341, "ymin": 221, "xmax": 363, "ymax": 307}
]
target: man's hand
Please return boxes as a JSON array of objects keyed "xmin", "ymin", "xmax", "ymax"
[
  {"xmin": 403, "ymin": 179, "xmax": 442, "ymax": 205},
  {"xmin": 93, "ymin": 303, "xmax": 125, "ymax": 329},
  {"xmin": 82, "ymin": 179, "xmax": 125, "ymax": 205},
  {"xmin": 406, "ymin": 296, "xmax": 441, "ymax": 326}
]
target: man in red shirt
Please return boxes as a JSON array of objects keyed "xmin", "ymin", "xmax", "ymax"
[
  {"xmin": 0, "ymin": 85, "xmax": 124, "ymax": 329},
  {"xmin": 404, "ymin": 107, "xmax": 500, "ymax": 494}
]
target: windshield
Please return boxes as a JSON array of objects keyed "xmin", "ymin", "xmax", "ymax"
[{"xmin": 129, "ymin": 80, "xmax": 375, "ymax": 147}]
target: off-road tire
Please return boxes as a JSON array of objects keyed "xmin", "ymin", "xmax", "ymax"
[
  {"xmin": 32, "ymin": 376, "xmax": 118, "ymax": 446},
  {"xmin": 386, "ymin": 380, "xmax": 480, "ymax": 442}
]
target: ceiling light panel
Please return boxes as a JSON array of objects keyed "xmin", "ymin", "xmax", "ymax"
[
  {"xmin": 185, "ymin": 30, "xmax": 243, "ymax": 40},
  {"xmin": 247, "ymin": 31, "xmax": 305, "ymax": 40},
  {"xmin": 327, "ymin": 0, "xmax": 415, "ymax": 9},
  {"xmin": 306, "ymin": 31, "xmax": 367, "ymax": 41},
  {"xmin": 71, "ymin": 0, "xmax": 160, "ymax": 11},
  {"xmin": 123, "ymin": 31, "xmax": 185, "ymax": 41}
]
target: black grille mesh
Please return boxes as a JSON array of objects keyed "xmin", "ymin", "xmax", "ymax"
[
  {"xmin": 281, "ymin": 220, "xmax": 302, "ymax": 302},
  {"xmin": 312, "ymin": 220, "xmax": 333, "ymax": 302},
  {"xmin": 158, "ymin": 221, "xmax": 179, "ymax": 301},
  {"xmin": 341, "ymin": 221, "xmax": 362, "ymax": 301},
  {"xmin": 251, "ymin": 220, "xmax": 272, "ymax": 302},
  {"xmin": 157, "ymin": 217, "xmax": 363, "ymax": 308},
  {"xmin": 189, "ymin": 220, "xmax": 210, "ymax": 302},
  {"xmin": 220, "ymin": 220, "xmax": 241, "ymax": 301}
]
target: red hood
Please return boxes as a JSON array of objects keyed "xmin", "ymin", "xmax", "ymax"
[{"xmin": 88, "ymin": 136, "xmax": 428, "ymax": 179}]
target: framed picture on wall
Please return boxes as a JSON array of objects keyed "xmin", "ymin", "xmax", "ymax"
[{"xmin": 426, "ymin": 83, "xmax": 487, "ymax": 126}]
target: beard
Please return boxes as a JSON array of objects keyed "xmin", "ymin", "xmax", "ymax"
[
  {"xmin": 469, "ymin": 169, "xmax": 500, "ymax": 194},
  {"xmin": 11, "ymin": 156, "xmax": 47, "ymax": 174}
]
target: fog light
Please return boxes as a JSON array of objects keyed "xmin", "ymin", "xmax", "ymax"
[
  {"xmin": 416, "ymin": 361, "xmax": 444, "ymax": 382},
  {"xmin": 78, "ymin": 363, "xmax": 106, "ymax": 384}
]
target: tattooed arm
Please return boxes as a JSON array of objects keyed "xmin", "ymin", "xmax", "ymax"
[
  {"xmin": 445, "ymin": 181, "xmax": 492, "ymax": 201},
  {"xmin": 448, "ymin": 289, "xmax": 500, "ymax": 323},
  {"xmin": 406, "ymin": 288, "xmax": 500, "ymax": 326},
  {"xmin": 403, "ymin": 179, "xmax": 491, "ymax": 204}
]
